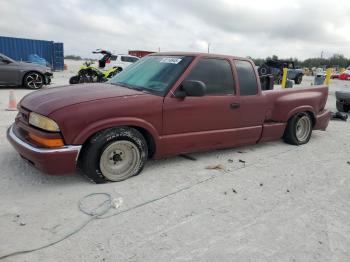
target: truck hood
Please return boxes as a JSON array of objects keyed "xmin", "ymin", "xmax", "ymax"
[{"xmin": 20, "ymin": 83, "xmax": 146, "ymax": 115}]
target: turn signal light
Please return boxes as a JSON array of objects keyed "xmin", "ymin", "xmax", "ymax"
[{"xmin": 29, "ymin": 133, "xmax": 64, "ymax": 148}]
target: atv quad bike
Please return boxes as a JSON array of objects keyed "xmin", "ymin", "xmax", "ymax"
[{"xmin": 69, "ymin": 49, "xmax": 123, "ymax": 84}]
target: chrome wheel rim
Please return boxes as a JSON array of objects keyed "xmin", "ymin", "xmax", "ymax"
[
  {"xmin": 296, "ymin": 116, "xmax": 311, "ymax": 142},
  {"xmin": 27, "ymin": 73, "xmax": 43, "ymax": 89},
  {"xmin": 99, "ymin": 140, "xmax": 140, "ymax": 181}
]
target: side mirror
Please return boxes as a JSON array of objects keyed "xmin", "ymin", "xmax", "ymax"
[{"xmin": 174, "ymin": 80, "xmax": 206, "ymax": 98}]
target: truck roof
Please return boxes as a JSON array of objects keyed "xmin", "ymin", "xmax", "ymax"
[{"xmin": 149, "ymin": 52, "xmax": 252, "ymax": 62}]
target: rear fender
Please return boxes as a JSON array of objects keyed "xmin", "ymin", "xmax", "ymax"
[{"xmin": 286, "ymin": 105, "xmax": 315, "ymax": 121}]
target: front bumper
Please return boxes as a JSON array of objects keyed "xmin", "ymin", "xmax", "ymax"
[
  {"xmin": 314, "ymin": 109, "xmax": 331, "ymax": 131},
  {"xmin": 7, "ymin": 125, "xmax": 81, "ymax": 175},
  {"xmin": 44, "ymin": 72, "xmax": 53, "ymax": 85}
]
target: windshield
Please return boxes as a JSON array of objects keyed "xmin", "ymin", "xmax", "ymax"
[
  {"xmin": 108, "ymin": 55, "xmax": 194, "ymax": 96},
  {"xmin": 0, "ymin": 53, "xmax": 15, "ymax": 63}
]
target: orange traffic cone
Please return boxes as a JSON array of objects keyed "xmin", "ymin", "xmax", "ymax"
[{"xmin": 6, "ymin": 90, "xmax": 17, "ymax": 111}]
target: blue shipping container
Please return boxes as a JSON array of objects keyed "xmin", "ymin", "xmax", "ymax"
[{"xmin": 0, "ymin": 36, "xmax": 64, "ymax": 71}]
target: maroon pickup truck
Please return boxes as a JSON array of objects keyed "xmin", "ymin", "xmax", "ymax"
[{"xmin": 7, "ymin": 52, "xmax": 331, "ymax": 183}]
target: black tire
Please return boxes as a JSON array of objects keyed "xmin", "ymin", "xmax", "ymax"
[
  {"xmin": 294, "ymin": 74, "xmax": 303, "ymax": 84},
  {"xmin": 79, "ymin": 127, "xmax": 148, "ymax": 183},
  {"xmin": 258, "ymin": 64, "xmax": 271, "ymax": 76},
  {"xmin": 69, "ymin": 75, "xmax": 80, "ymax": 84},
  {"xmin": 283, "ymin": 112, "xmax": 312, "ymax": 145},
  {"xmin": 336, "ymin": 101, "xmax": 349, "ymax": 112},
  {"xmin": 23, "ymin": 72, "xmax": 44, "ymax": 89}
]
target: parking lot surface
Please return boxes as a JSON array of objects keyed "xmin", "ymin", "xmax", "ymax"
[{"xmin": 0, "ymin": 70, "xmax": 350, "ymax": 261}]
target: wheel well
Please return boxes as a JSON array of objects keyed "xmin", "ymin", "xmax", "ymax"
[
  {"xmin": 79, "ymin": 125, "xmax": 156, "ymax": 161},
  {"xmin": 306, "ymin": 111, "xmax": 316, "ymax": 127},
  {"xmin": 131, "ymin": 126, "xmax": 156, "ymax": 158},
  {"xmin": 22, "ymin": 71, "xmax": 44, "ymax": 85},
  {"xmin": 291, "ymin": 111, "xmax": 315, "ymax": 127}
]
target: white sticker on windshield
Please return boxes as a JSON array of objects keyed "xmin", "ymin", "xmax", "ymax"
[{"xmin": 160, "ymin": 57, "xmax": 183, "ymax": 64}]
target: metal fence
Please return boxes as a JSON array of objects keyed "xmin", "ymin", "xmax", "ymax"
[{"xmin": 0, "ymin": 36, "xmax": 64, "ymax": 71}]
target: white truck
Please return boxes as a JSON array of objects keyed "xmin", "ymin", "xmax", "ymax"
[{"xmin": 104, "ymin": 54, "xmax": 139, "ymax": 71}]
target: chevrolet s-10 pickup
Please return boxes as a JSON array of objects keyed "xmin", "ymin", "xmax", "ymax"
[{"xmin": 7, "ymin": 52, "xmax": 330, "ymax": 183}]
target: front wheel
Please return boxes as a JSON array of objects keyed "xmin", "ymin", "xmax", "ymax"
[
  {"xmin": 24, "ymin": 72, "xmax": 44, "ymax": 89},
  {"xmin": 79, "ymin": 127, "xmax": 148, "ymax": 183},
  {"xmin": 283, "ymin": 112, "xmax": 312, "ymax": 145},
  {"xmin": 69, "ymin": 75, "xmax": 80, "ymax": 84}
]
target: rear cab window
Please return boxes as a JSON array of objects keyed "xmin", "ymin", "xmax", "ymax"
[
  {"xmin": 185, "ymin": 58, "xmax": 235, "ymax": 95},
  {"xmin": 110, "ymin": 55, "xmax": 118, "ymax": 61},
  {"xmin": 234, "ymin": 60, "xmax": 258, "ymax": 96},
  {"xmin": 121, "ymin": 56, "xmax": 139, "ymax": 63}
]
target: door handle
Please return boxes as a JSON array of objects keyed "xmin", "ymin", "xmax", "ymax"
[{"xmin": 230, "ymin": 103, "xmax": 240, "ymax": 110}]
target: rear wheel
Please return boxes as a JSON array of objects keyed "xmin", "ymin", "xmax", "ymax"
[
  {"xmin": 294, "ymin": 74, "xmax": 303, "ymax": 84},
  {"xmin": 283, "ymin": 112, "xmax": 312, "ymax": 145},
  {"xmin": 79, "ymin": 127, "xmax": 148, "ymax": 183},
  {"xmin": 336, "ymin": 101, "xmax": 349, "ymax": 112},
  {"xmin": 24, "ymin": 72, "xmax": 44, "ymax": 89}
]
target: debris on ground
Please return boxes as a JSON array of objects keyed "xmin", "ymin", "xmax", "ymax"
[
  {"xmin": 206, "ymin": 164, "xmax": 226, "ymax": 171},
  {"xmin": 239, "ymin": 159, "xmax": 246, "ymax": 167},
  {"xmin": 179, "ymin": 154, "xmax": 197, "ymax": 161},
  {"xmin": 232, "ymin": 188, "xmax": 237, "ymax": 194},
  {"xmin": 260, "ymin": 183, "xmax": 263, "ymax": 187},
  {"xmin": 228, "ymin": 159, "xmax": 233, "ymax": 163},
  {"xmin": 331, "ymin": 111, "xmax": 348, "ymax": 121}
]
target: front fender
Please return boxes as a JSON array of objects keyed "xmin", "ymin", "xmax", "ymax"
[{"xmin": 72, "ymin": 117, "xmax": 160, "ymax": 145}]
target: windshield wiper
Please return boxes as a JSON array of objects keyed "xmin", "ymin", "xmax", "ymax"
[{"xmin": 114, "ymin": 82, "xmax": 147, "ymax": 92}]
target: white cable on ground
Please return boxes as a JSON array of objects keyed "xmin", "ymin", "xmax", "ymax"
[
  {"xmin": 0, "ymin": 150, "xmax": 294, "ymax": 260},
  {"xmin": 0, "ymin": 173, "xmax": 220, "ymax": 260}
]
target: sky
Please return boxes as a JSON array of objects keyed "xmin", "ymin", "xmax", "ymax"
[{"xmin": 1, "ymin": 0, "xmax": 350, "ymax": 59}]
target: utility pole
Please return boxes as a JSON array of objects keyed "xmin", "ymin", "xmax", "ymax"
[
  {"xmin": 207, "ymin": 43, "xmax": 210, "ymax": 54},
  {"xmin": 321, "ymin": 50, "xmax": 324, "ymax": 59}
]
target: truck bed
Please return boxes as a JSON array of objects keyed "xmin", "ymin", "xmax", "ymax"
[{"xmin": 262, "ymin": 85, "xmax": 328, "ymax": 124}]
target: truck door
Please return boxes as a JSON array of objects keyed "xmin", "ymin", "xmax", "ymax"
[
  {"xmin": 162, "ymin": 57, "xmax": 249, "ymax": 155},
  {"xmin": 233, "ymin": 60, "xmax": 267, "ymax": 137}
]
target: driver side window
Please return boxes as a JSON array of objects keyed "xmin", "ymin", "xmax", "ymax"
[{"xmin": 185, "ymin": 58, "xmax": 235, "ymax": 95}]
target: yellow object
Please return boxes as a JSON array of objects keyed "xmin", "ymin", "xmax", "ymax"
[
  {"xmin": 340, "ymin": 68, "xmax": 346, "ymax": 74},
  {"xmin": 325, "ymin": 68, "xmax": 332, "ymax": 86},
  {"xmin": 29, "ymin": 112, "xmax": 60, "ymax": 132},
  {"xmin": 281, "ymin": 68, "xmax": 288, "ymax": 89},
  {"xmin": 29, "ymin": 133, "xmax": 64, "ymax": 147}
]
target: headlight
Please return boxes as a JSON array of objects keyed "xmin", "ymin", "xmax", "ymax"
[{"xmin": 29, "ymin": 112, "xmax": 60, "ymax": 132}]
